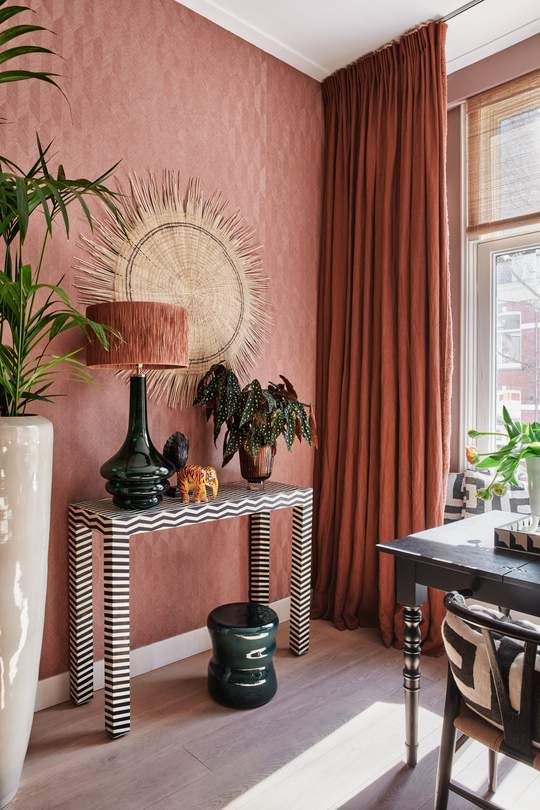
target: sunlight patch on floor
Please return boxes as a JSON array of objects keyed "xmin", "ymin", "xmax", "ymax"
[
  {"xmin": 224, "ymin": 701, "xmax": 443, "ymax": 810},
  {"xmin": 451, "ymin": 745, "xmax": 539, "ymax": 810}
]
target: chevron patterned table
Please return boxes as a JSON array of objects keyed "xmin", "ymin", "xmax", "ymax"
[{"xmin": 68, "ymin": 481, "xmax": 313, "ymax": 738}]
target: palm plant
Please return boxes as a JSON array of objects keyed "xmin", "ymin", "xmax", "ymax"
[
  {"xmin": 0, "ymin": 2, "xmax": 122, "ymax": 415},
  {"xmin": 194, "ymin": 363, "xmax": 317, "ymax": 466}
]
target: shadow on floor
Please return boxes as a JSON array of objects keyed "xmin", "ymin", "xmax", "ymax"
[{"xmin": 338, "ymin": 744, "xmax": 518, "ymax": 810}]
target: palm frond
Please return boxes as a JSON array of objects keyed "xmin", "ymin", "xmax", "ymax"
[
  {"xmin": 0, "ymin": 136, "xmax": 122, "ymax": 247},
  {"xmin": 0, "ymin": 267, "xmax": 114, "ymax": 415},
  {"xmin": 0, "ymin": 5, "xmax": 63, "ymax": 95}
]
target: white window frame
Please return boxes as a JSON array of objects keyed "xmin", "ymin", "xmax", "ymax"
[{"xmin": 461, "ymin": 228, "xmax": 540, "ymax": 459}]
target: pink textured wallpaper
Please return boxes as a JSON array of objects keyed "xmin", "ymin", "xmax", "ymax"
[{"xmin": 3, "ymin": 0, "xmax": 322, "ymax": 678}]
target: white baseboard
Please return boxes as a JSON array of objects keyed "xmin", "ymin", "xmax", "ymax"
[{"xmin": 35, "ymin": 596, "xmax": 291, "ymax": 713}]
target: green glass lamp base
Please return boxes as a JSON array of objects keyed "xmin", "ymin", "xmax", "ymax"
[
  {"xmin": 100, "ymin": 374, "xmax": 174, "ymax": 510},
  {"xmin": 104, "ymin": 479, "xmax": 165, "ymax": 510}
]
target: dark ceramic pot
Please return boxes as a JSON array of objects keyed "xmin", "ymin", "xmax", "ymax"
[
  {"xmin": 207, "ymin": 602, "xmax": 278, "ymax": 709},
  {"xmin": 239, "ymin": 445, "xmax": 276, "ymax": 490}
]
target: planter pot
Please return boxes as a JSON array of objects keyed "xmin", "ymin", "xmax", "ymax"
[
  {"xmin": 526, "ymin": 456, "xmax": 540, "ymax": 530},
  {"xmin": 239, "ymin": 445, "xmax": 275, "ymax": 490},
  {"xmin": 0, "ymin": 416, "xmax": 53, "ymax": 809}
]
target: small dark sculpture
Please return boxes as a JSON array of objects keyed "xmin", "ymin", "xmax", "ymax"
[{"xmin": 162, "ymin": 432, "xmax": 189, "ymax": 497}]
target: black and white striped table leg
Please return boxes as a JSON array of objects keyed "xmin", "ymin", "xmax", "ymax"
[
  {"xmin": 249, "ymin": 512, "xmax": 271, "ymax": 603},
  {"xmin": 289, "ymin": 496, "xmax": 313, "ymax": 656},
  {"xmin": 68, "ymin": 515, "xmax": 94, "ymax": 705},
  {"xmin": 103, "ymin": 527, "xmax": 131, "ymax": 738}
]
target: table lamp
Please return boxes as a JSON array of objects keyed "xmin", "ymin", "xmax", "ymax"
[{"xmin": 86, "ymin": 301, "xmax": 188, "ymax": 510}]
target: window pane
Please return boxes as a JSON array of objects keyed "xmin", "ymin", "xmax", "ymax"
[
  {"xmin": 495, "ymin": 246, "xmax": 540, "ymax": 430},
  {"xmin": 467, "ymin": 68, "xmax": 540, "ymax": 234},
  {"xmin": 498, "ymin": 108, "xmax": 540, "ymax": 221}
]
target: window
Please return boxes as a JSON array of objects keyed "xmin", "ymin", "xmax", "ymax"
[
  {"xmin": 462, "ymin": 71, "xmax": 540, "ymax": 461},
  {"xmin": 474, "ymin": 232, "xmax": 540, "ymax": 444},
  {"xmin": 467, "ymin": 69, "xmax": 540, "ymax": 236}
]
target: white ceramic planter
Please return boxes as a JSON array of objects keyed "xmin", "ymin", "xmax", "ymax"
[
  {"xmin": 0, "ymin": 416, "xmax": 53, "ymax": 809},
  {"xmin": 526, "ymin": 456, "xmax": 540, "ymax": 531}
]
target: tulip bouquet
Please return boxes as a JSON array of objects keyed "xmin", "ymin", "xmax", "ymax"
[{"xmin": 466, "ymin": 406, "xmax": 540, "ymax": 500}]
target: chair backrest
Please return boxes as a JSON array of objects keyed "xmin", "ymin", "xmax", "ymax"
[{"xmin": 443, "ymin": 591, "xmax": 540, "ymax": 764}]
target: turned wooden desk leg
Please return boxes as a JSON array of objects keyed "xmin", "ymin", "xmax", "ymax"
[
  {"xmin": 103, "ymin": 527, "xmax": 131, "ymax": 738},
  {"xmin": 403, "ymin": 604, "xmax": 422, "ymax": 767},
  {"xmin": 68, "ymin": 515, "xmax": 94, "ymax": 705},
  {"xmin": 290, "ymin": 496, "xmax": 313, "ymax": 656},
  {"xmin": 249, "ymin": 512, "xmax": 271, "ymax": 603}
]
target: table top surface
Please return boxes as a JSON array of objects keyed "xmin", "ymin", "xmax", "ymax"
[
  {"xmin": 70, "ymin": 480, "xmax": 312, "ymax": 525},
  {"xmin": 377, "ymin": 511, "xmax": 540, "ymax": 587}
]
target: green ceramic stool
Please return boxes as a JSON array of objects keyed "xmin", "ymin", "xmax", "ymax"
[{"xmin": 207, "ymin": 602, "xmax": 279, "ymax": 709}]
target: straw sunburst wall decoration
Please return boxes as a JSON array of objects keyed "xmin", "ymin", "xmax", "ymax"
[{"xmin": 74, "ymin": 173, "xmax": 270, "ymax": 408}]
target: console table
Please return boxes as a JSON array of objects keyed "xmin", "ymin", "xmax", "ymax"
[{"xmin": 68, "ymin": 481, "xmax": 313, "ymax": 738}]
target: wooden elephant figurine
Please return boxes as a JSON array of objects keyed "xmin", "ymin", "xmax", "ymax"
[{"xmin": 177, "ymin": 465, "xmax": 219, "ymax": 504}]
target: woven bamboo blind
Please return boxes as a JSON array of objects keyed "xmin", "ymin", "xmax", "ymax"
[{"xmin": 467, "ymin": 69, "xmax": 540, "ymax": 236}]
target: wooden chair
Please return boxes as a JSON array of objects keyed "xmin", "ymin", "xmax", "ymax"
[{"xmin": 435, "ymin": 591, "xmax": 540, "ymax": 810}]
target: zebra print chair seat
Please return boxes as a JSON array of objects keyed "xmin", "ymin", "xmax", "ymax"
[{"xmin": 435, "ymin": 592, "xmax": 540, "ymax": 810}]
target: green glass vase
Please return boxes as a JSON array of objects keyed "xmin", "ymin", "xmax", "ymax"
[{"xmin": 100, "ymin": 374, "xmax": 174, "ymax": 510}]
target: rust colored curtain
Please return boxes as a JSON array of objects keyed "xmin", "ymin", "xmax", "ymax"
[{"xmin": 313, "ymin": 21, "xmax": 452, "ymax": 650}]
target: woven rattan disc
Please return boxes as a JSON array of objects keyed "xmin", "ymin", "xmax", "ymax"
[{"xmin": 74, "ymin": 173, "xmax": 270, "ymax": 408}]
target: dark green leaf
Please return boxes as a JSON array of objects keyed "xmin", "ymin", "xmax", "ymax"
[
  {"xmin": 0, "ymin": 23, "xmax": 48, "ymax": 48},
  {"xmin": 14, "ymin": 175, "xmax": 28, "ymax": 238},
  {"xmin": 0, "ymin": 43, "xmax": 54, "ymax": 65},
  {"xmin": 0, "ymin": 6, "xmax": 31, "ymax": 26},
  {"xmin": 0, "ymin": 68, "xmax": 60, "ymax": 85}
]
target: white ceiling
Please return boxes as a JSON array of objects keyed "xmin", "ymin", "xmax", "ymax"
[{"xmin": 177, "ymin": 0, "xmax": 540, "ymax": 80}]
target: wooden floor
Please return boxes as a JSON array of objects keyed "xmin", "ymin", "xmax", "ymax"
[{"xmin": 13, "ymin": 621, "xmax": 540, "ymax": 810}]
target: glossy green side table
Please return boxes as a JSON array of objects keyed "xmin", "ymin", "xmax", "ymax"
[{"xmin": 207, "ymin": 602, "xmax": 279, "ymax": 709}]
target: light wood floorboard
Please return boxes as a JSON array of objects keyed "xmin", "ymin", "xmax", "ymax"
[{"xmin": 11, "ymin": 621, "xmax": 540, "ymax": 810}]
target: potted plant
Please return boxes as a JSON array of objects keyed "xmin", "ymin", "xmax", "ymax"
[
  {"xmin": 194, "ymin": 363, "xmax": 317, "ymax": 488},
  {"xmin": 0, "ymin": 6, "xmax": 120, "ymax": 807},
  {"xmin": 466, "ymin": 406, "xmax": 540, "ymax": 525}
]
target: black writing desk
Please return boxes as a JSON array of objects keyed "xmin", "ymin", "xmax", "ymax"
[{"xmin": 377, "ymin": 511, "xmax": 540, "ymax": 766}]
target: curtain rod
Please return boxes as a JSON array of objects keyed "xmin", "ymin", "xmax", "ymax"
[{"xmin": 442, "ymin": 0, "xmax": 485, "ymax": 23}]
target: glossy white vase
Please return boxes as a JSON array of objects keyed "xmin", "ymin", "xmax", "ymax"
[
  {"xmin": 0, "ymin": 417, "xmax": 53, "ymax": 809},
  {"xmin": 526, "ymin": 456, "xmax": 540, "ymax": 531}
]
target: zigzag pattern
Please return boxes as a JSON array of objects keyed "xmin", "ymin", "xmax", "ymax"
[
  {"xmin": 290, "ymin": 498, "xmax": 313, "ymax": 656},
  {"xmin": 103, "ymin": 529, "xmax": 131, "ymax": 738},
  {"xmin": 68, "ymin": 518, "xmax": 94, "ymax": 706},
  {"xmin": 68, "ymin": 481, "xmax": 313, "ymax": 737},
  {"xmin": 249, "ymin": 512, "xmax": 271, "ymax": 602},
  {"xmin": 71, "ymin": 482, "xmax": 312, "ymax": 534}
]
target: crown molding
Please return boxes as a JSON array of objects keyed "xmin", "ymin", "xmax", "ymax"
[
  {"xmin": 447, "ymin": 16, "xmax": 540, "ymax": 73},
  {"xmin": 175, "ymin": 0, "xmax": 329, "ymax": 80},
  {"xmin": 176, "ymin": 1, "xmax": 539, "ymax": 82}
]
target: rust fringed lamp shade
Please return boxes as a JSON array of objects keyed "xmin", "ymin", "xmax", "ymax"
[
  {"xmin": 86, "ymin": 301, "xmax": 188, "ymax": 510},
  {"xmin": 86, "ymin": 301, "xmax": 188, "ymax": 368}
]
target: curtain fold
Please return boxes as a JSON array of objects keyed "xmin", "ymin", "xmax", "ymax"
[{"xmin": 313, "ymin": 21, "xmax": 452, "ymax": 650}]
